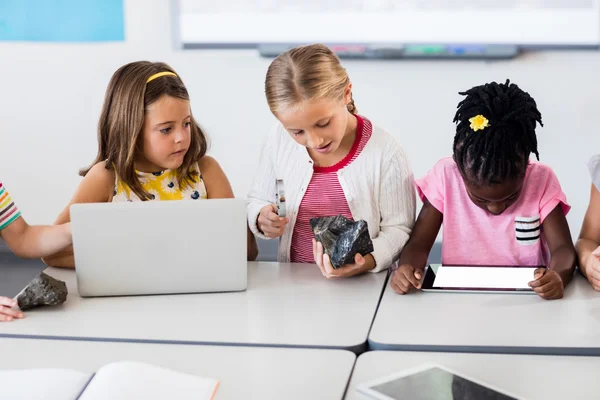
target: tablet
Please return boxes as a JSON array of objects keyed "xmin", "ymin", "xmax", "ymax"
[
  {"xmin": 420, "ymin": 264, "xmax": 540, "ymax": 294},
  {"xmin": 356, "ymin": 364, "xmax": 519, "ymax": 400}
]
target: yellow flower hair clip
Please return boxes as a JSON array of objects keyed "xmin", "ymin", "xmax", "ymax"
[{"xmin": 469, "ymin": 115, "xmax": 490, "ymax": 132}]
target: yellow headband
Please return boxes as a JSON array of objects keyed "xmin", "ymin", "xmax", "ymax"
[{"xmin": 146, "ymin": 71, "xmax": 177, "ymax": 83}]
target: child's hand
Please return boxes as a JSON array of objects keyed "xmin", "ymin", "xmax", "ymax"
[
  {"xmin": 390, "ymin": 264, "xmax": 422, "ymax": 294},
  {"xmin": 585, "ymin": 246, "xmax": 600, "ymax": 291},
  {"xmin": 529, "ymin": 268, "xmax": 564, "ymax": 300},
  {"xmin": 0, "ymin": 297, "xmax": 24, "ymax": 322},
  {"xmin": 312, "ymin": 239, "xmax": 375, "ymax": 278},
  {"xmin": 257, "ymin": 204, "xmax": 288, "ymax": 238}
]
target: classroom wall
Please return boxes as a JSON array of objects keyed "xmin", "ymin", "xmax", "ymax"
[{"xmin": 1, "ymin": 0, "xmax": 599, "ymax": 239}]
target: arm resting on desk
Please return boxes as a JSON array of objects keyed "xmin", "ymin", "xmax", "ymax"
[
  {"xmin": 43, "ymin": 162, "xmax": 115, "ymax": 269},
  {"xmin": 1, "ymin": 217, "xmax": 72, "ymax": 259},
  {"xmin": 542, "ymin": 205, "xmax": 576, "ymax": 289},
  {"xmin": 397, "ymin": 200, "xmax": 443, "ymax": 272},
  {"xmin": 42, "ymin": 245, "xmax": 75, "ymax": 269}
]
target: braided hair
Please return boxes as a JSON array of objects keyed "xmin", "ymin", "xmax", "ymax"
[{"xmin": 453, "ymin": 79, "xmax": 542, "ymax": 185}]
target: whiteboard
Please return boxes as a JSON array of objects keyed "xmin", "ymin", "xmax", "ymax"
[{"xmin": 176, "ymin": 0, "xmax": 600, "ymax": 48}]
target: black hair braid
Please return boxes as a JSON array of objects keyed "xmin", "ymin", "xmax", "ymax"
[{"xmin": 452, "ymin": 79, "xmax": 542, "ymax": 185}]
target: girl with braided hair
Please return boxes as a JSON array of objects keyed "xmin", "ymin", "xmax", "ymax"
[{"xmin": 391, "ymin": 80, "xmax": 576, "ymax": 300}]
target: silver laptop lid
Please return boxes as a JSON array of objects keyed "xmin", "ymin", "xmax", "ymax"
[{"xmin": 71, "ymin": 199, "xmax": 247, "ymax": 297}]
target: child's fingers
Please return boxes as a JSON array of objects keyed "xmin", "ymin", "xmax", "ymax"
[
  {"xmin": 354, "ymin": 253, "xmax": 365, "ymax": 265},
  {"xmin": 589, "ymin": 274, "xmax": 600, "ymax": 292},
  {"xmin": 315, "ymin": 241, "xmax": 324, "ymax": 262},
  {"xmin": 589, "ymin": 268, "xmax": 600, "ymax": 287},
  {"xmin": 536, "ymin": 286, "xmax": 563, "ymax": 300},
  {"xmin": 532, "ymin": 279, "xmax": 561, "ymax": 297},
  {"xmin": 258, "ymin": 216, "xmax": 287, "ymax": 238},
  {"xmin": 260, "ymin": 225, "xmax": 281, "ymax": 238},
  {"xmin": 395, "ymin": 272, "xmax": 414, "ymax": 293},
  {"xmin": 313, "ymin": 241, "xmax": 327, "ymax": 275},
  {"xmin": 414, "ymin": 270, "xmax": 423, "ymax": 280},
  {"xmin": 261, "ymin": 217, "xmax": 286, "ymax": 229},
  {"xmin": 323, "ymin": 253, "xmax": 336, "ymax": 276},
  {"xmin": 0, "ymin": 306, "xmax": 24, "ymax": 319},
  {"xmin": 406, "ymin": 270, "xmax": 421, "ymax": 289},
  {"xmin": 528, "ymin": 278, "xmax": 541, "ymax": 288},
  {"xmin": 533, "ymin": 267, "xmax": 546, "ymax": 280},
  {"xmin": 529, "ymin": 273, "xmax": 552, "ymax": 288},
  {"xmin": 0, "ymin": 297, "xmax": 17, "ymax": 308},
  {"xmin": 265, "ymin": 211, "xmax": 286, "ymax": 223},
  {"xmin": 390, "ymin": 278, "xmax": 406, "ymax": 295},
  {"xmin": 589, "ymin": 265, "xmax": 600, "ymax": 283}
]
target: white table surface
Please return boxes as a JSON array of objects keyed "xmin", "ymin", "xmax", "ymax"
[
  {"xmin": 0, "ymin": 262, "xmax": 387, "ymax": 352},
  {"xmin": 369, "ymin": 273, "xmax": 600, "ymax": 355},
  {"xmin": 0, "ymin": 337, "xmax": 356, "ymax": 400},
  {"xmin": 346, "ymin": 350, "xmax": 600, "ymax": 400}
]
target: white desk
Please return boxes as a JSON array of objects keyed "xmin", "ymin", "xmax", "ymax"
[
  {"xmin": 346, "ymin": 351, "xmax": 600, "ymax": 400},
  {"xmin": 0, "ymin": 337, "xmax": 355, "ymax": 400},
  {"xmin": 0, "ymin": 262, "xmax": 386, "ymax": 352},
  {"xmin": 369, "ymin": 274, "xmax": 600, "ymax": 355}
]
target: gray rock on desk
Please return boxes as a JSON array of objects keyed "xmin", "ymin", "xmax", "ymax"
[
  {"xmin": 17, "ymin": 272, "xmax": 68, "ymax": 311},
  {"xmin": 310, "ymin": 215, "xmax": 374, "ymax": 269}
]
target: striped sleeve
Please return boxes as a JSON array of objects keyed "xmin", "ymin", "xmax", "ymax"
[{"xmin": 0, "ymin": 182, "xmax": 22, "ymax": 230}]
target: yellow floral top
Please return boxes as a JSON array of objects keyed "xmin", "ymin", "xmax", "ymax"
[{"xmin": 113, "ymin": 165, "xmax": 208, "ymax": 202}]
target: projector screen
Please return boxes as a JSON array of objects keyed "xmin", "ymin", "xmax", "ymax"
[{"xmin": 176, "ymin": 0, "xmax": 600, "ymax": 48}]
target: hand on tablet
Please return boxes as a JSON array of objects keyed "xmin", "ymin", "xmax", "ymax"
[
  {"xmin": 257, "ymin": 204, "xmax": 288, "ymax": 238},
  {"xmin": 0, "ymin": 297, "xmax": 24, "ymax": 322},
  {"xmin": 528, "ymin": 268, "xmax": 564, "ymax": 300},
  {"xmin": 390, "ymin": 264, "xmax": 422, "ymax": 294},
  {"xmin": 312, "ymin": 239, "xmax": 375, "ymax": 278}
]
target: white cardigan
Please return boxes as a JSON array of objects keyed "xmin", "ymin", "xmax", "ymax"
[{"xmin": 247, "ymin": 120, "xmax": 416, "ymax": 273}]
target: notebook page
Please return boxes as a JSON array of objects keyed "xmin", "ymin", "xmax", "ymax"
[
  {"xmin": 0, "ymin": 368, "xmax": 91, "ymax": 400},
  {"xmin": 434, "ymin": 266, "xmax": 538, "ymax": 289},
  {"xmin": 78, "ymin": 361, "xmax": 219, "ymax": 400}
]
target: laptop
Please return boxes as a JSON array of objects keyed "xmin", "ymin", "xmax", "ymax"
[{"xmin": 70, "ymin": 199, "xmax": 247, "ymax": 297}]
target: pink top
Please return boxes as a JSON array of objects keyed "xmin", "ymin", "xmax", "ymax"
[
  {"xmin": 290, "ymin": 115, "xmax": 372, "ymax": 263},
  {"xmin": 416, "ymin": 157, "xmax": 570, "ymax": 267}
]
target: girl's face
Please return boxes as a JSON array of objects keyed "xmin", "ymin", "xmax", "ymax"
[
  {"xmin": 276, "ymin": 85, "xmax": 354, "ymax": 158},
  {"xmin": 136, "ymin": 95, "xmax": 192, "ymax": 172},
  {"xmin": 463, "ymin": 175, "xmax": 525, "ymax": 215}
]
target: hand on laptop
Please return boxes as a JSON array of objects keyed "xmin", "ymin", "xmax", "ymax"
[
  {"xmin": 528, "ymin": 268, "xmax": 564, "ymax": 300},
  {"xmin": 257, "ymin": 204, "xmax": 288, "ymax": 238},
  {"xmin": 0, "ymin": 297, "xmax": 24, "ymax": 322},
  {"xmin": 390, "ymin": 264, "xmax": 422, "ymax": 294},
  {"xmin": 312, "ymin": 239, "xmax": 375, "ymax": 278}
]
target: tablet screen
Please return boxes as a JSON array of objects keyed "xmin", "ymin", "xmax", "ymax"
[
  {"xmin": 362, "ymin": 366, "xmax": 517, "ymax": 400},
  {"xmin": 421, "ymin": 265, "xmax": 539, "ymax": 292}
]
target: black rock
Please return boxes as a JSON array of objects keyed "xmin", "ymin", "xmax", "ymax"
[
  {"xmin": 310, "ymin": 215, "xmax": 374, "ymax": 269},
  {"xmin": 17, "ymin": 272, "xmax": 68, "ymax": 311}
]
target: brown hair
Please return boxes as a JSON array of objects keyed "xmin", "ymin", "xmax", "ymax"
[
  {"xmin": 265, "ymin": 44, "xmax": 356, "ymax": 115},
  {"xmin": 81, "ymin": 61, "xmax": 208, "ymax": 200}
]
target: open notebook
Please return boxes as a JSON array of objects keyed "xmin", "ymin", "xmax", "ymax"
[{"xmin": 1, "ymin": 360, "xmax": 219, "ymax": 400}]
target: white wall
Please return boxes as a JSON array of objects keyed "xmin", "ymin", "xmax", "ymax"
[{"xmin": 1, "ymin": 0, "xmax": 599, "ymax": 239}]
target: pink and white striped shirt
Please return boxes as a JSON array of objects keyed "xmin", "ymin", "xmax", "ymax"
[{"xmin": 290, "ymin": 115, "xmax": 372, "ymax": 263}]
